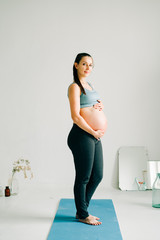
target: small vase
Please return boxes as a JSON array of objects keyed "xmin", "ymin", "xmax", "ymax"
[
  {"xmin": 135, "ymin": 178, "xmax": 147, "ymax": 191},
  {"xmin": 11, "ymin": 175, "xmax": 19, "ymax": 195}
]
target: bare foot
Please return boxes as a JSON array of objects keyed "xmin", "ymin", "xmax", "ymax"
[
  {"xmin": 79, "ymin": 215, "xmax": 102, "ymax": 226},
  {"xmin": 89, "ymin": 214, "xmax": 100, "ymax": 220},
  {"xmin": 76, "ymin": 214, "xmax": 100, "ymax": 220}
]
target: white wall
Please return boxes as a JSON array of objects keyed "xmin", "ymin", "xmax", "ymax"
[{"xmin": 0, "ymin": 0, "xmax": 160, "ymax": 189}]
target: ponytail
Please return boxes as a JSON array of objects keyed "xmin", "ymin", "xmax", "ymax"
[{"xmin": 73, "ymin": 53, "xmax": 92, "ymax": 95}]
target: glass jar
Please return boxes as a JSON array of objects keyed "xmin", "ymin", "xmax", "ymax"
[{"xmin": 152, "ymin": 173, "xmax": 160, "ymax": 208}]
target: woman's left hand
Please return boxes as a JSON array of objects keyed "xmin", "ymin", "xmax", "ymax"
[{"xmin": 93, "ymin": 100, "xmax": 104, "ymax": 111}]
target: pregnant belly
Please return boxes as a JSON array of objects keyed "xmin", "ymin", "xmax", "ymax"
[{"xmin": 80, "ymin": 107, "xmax": 107, "ymax": 132}]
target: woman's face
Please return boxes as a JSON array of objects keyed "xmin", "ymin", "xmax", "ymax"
[{"xmin": 75, "ymin": 56, "xmax": 93, "ymax": 78}]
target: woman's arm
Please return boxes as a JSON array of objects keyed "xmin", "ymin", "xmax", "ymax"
[{"xmin": 68, "ymin": 84, "xmax": 104, "ymax": 139}]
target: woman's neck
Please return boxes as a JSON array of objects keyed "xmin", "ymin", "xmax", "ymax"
[{"xmin": 79, "ymin": 77, "xmax": 87, "ymax": 85}]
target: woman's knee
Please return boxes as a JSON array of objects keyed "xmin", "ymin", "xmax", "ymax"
[
  {"xmin": 75, "ymin": 175, "xmax": 90, "ymax": 185},
  {"xmin": 97, "ymin": 172, "xmax": 103, "ymax": 183},
  {"xmin": 93, "ymin": 171, "xmax": 103, "ymax": 184}
]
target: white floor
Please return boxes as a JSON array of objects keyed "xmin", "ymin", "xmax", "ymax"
[{"xmin": 0, "ymin": 183, "xmax": 160, "ymax": 240}]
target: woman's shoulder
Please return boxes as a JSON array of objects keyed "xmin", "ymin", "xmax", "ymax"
[
  {"xmin": 69, "ymin": 82, "xmax": 78, "ymax": 87},
  {"xmin": 67, "ymin": 82, "xmax": 80, "ymax": 96},
  {"xmin": 68, "ymin": 82, "xmax": 79, "ymax": 91}
]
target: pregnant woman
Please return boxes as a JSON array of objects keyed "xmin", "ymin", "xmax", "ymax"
[{"xmin": 67, "ymin": 53, "xmax": 107, "ymax": 226}]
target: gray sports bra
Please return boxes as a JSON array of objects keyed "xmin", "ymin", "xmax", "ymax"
[{"xmin": 68, "ymin": 82, "xmax": 100, "ymax": 108}]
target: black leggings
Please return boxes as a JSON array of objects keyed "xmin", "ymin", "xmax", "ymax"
[{"xmin": 67, "ymin": 124, "xmax": 103, "ymax": 219}]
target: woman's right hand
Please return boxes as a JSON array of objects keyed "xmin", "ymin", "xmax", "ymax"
[{"xmin": 93, "ymin": 130, "xmax": 104, "ymax": 140}]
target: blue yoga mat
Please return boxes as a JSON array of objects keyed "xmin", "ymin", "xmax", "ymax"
[{"xmin": 47, "ymin": 199, "xmax": 123, "ymax": 240}]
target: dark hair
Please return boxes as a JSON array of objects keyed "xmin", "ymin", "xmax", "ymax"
[{"xmin": 73, "ymin": 53, "xmax": 93, "ymax": 95}]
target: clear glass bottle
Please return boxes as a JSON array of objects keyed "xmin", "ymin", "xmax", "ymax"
[
  {"xmin": 152, "ymin": 173, "xmax": 160, "ymax": 208},
  {"xmin": 11, "ymin": 175, "xmax": 19, "ymax": 195}
]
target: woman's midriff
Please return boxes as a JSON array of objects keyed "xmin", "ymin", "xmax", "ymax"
[{"xmin": 80, "ymin": 106, "xmax": 107, "ymax": 132}]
